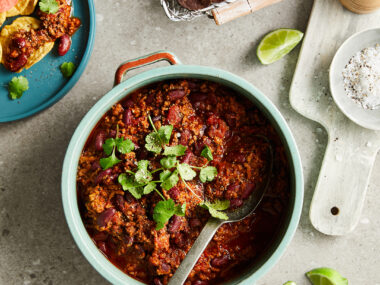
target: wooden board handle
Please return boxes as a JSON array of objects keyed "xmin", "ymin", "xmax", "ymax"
[
  {"xmin": 212, "ymin": 0, "xmax": 283, "ymax": 25},
  {"xmin": 309, "ymin": 130, "xmax": 379, "ymax": 236}
]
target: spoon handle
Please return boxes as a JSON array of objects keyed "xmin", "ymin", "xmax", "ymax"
[{"xmin": 168, "ymin": 218, "xmax": 223, "ymax": 285}]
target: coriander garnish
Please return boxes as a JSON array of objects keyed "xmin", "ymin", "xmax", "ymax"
[
  {"xmin": 99, "ymin": 125, "xmax": 134, "ymax": 170},
  {"xmin": 117, "ymin": 114, "xmax": 229, "ymax": 229}
]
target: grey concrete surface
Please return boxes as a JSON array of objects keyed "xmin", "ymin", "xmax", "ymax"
[{"xmin": 0, "ymin": 0, "xmax": 379, "ymax": 284}]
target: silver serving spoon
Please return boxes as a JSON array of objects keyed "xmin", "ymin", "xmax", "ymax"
[{"xmin": 168, "ymin": 136, "xmax": 273, "ymax": 285}]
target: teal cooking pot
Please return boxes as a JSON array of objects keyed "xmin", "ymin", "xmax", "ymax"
[{"xmin": 62, "ymin": 51, "xmax": 303, "ymax": 285}]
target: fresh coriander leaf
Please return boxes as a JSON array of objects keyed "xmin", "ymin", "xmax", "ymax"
[
  {"xmin": 39, "ymin": 0, "xmax": 59, "ymax": 14},
  {"xmin": 115, "ymin": 137, "xmax": 134, "ymax": 154},
  {"xmin": 135, "ymin": 168, "xmax": 152, "ymax": 184},
  {"xmin": 102, "ymin": 138, "xmax": 116, "ymax": 156},
  {"xmin": 157, "ymin": 125, "xmax": 173, "ymax": 145},
  {"xmin": 201, "ymin": 146, "xmax": 213, "ymax": 161},
  {"xmin": 137, "ymin": 160, "xmax": 149, "ymax": 170},
  {"xmin": 199, "ymin": 166, "xmax": 218, "ymax": 183},
  {"xmin": 118, "ymin": 173, "xmax": 144, "ymax": 199},
  {"xmin": 160, "ymin": 156, "xmax": 177, "ymax": 169},
  {"xmin": 99, "ymin": 150, "xmax": 121, "ymax": 170},
  {"xmin": 145, "ymin": 132, "xmax": 162, "ymax": 154},
  {"xmin": 205, "ymin": 200, "xmax": 230, "ymax": 211},
  {"xmin": 159, "ymin": 170, "xmax": 172, "ymax": 181},
  {"xmin": 153, "ymin": 199, "xmax": 176, "ymax": 230},
  {"xmin": 144, "ymin": 182, "xmax": 156, "ymax": 195},
  {"xmin": 201, "ymin": 200, "xmax": 230, "ymax": 220},
  {"xmin": 208, "ymin": 207, "xmax": 229, "ymax": 220},
  {"xmin": 163, "ymin": 145, "xmax": 187, "ymax": 156},
  {"xmin": 177, "ymin": 163, "xmax": 197, "ymax": 181},
  {"xmin": 174, "ymin": 203, "xmax": 186, "ymax": 216},
  {"xmin": 8, "ymin": 76, "xmax": 29, "ymax": 100},
  {"xmin": 60, "ymin": 62, "xmax": 76, "ymax": 78},
  {"xmin": 161, "ymin": 170, "xmax": 179, "ymax": 190}
]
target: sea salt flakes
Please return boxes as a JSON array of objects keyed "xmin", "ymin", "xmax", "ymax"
[{"xmin": 342, "ymin": 44, "xmax": 380, "ymax": 110}]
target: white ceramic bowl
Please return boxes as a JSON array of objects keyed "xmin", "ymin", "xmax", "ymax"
[{"xmin": 330, "ymin": 28, "xmax": 380, "ymax": 130}]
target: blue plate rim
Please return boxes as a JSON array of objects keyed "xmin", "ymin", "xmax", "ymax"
[{"xmin": 0, "ymin": 0, "xmax": 96, "ymax": 123}]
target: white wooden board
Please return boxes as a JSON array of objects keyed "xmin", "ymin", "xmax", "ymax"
[{"xmin": 290, "ymin": 0, "xmax": 380, "ymax": 235}]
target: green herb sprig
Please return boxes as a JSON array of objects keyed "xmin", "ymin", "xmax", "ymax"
[
  {"xmin": 99, "ymin": 125, "xmax": 135, "ymax": 170},
  {"xmin": 117, "ymin": 114, "xmax": 229, "ymax": 230}
]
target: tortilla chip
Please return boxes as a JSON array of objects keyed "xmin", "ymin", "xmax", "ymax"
[
  {"xmin": 21, "ymin": 0, "xmax": 38, "ymax": 15},
  {"xmin": 6, "ymin": 0, "xmax": 35, "ymax": 17},
  {"xmin": 0, "ymin": 12, "xmax": 6, "ymax": 26},
  {"xmin": 0, "ymin": 17, "xmax": 54, "ymax": 72}
]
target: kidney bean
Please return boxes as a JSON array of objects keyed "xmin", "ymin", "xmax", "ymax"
[
  {"xmin": 114, "ymin": 194, "xmax": 126, "ymax": 211},
  {"xmin": 199, "ymin": 125, "xmax": 207, "ymax": 137},
  {"xmin": 160, "ymin": 263, "xmax": 171, "ymax": 274},
  {"xmin": 242, "ymin": 182, "xmax": 255, "ymax": 199},
  {"xmin": 227, "ymin": 151, "xmax": 246, "ymax": 163},
  {"xmin": 92, "ymin": 231, "xmax": 108, "ymax": 241},
  {"xmin": 187, "ymin": 80, "xmax": 200, "ymax": 91},
  {"xmin": 95, "ymin": 168, "xmax": 112, "ymax": 185},
  {"xmin": 123, "ymin": 109, "xmax": 133, "ymax": 126},
  {"xmin": 193, "ymin": 281, "xmax": 209, "ymax": 285},
  {"xmin": 227, "ymin": 183, "xmax": 240, "ymax": 193},
  {"xmin": 168, "ymin": 89, "xmax": 186, "ymax": 100},
  {"xmin": 91, "ymin": 161, "xmax": 101, "ymax": 170},
  {"xmin": 124, "ymin": 235, "xmax": 134, "ymax": 247},
  {"xmin": 109, "ymin": 130, "xmax": 117, "ymax": 138},
  {"xmin": 97, "ymin": 208, "xmax": 116, "ymax": 227},
  {"xmin": 168, "ymin": 186, "xmax": 180, "ymax": 200},
  {"xmin": 189, "ymin": 218, "xmax": 202, "ymax": 228},
  {"xmin": 167, "ymin": 105, "xmax": 182, "ymax": 125},
  {"xmin": 10, "ymin": 54, "xmax": 28, "ymax": 72},
  {"xmin": 179, "ymin": 129, "xmax": 191, "ymax": 146},
  {"xmin": 97, "ymin": 241, "xmax": 108, "ymax": 255},
  {"xmin": 94, "ymin": 130, "xmax": 106, "ymax": 151},
  {"xmin": 174, "ymin": 233, "xmax": 186, "ymax": 248},
  {"xmin": 189, "ymin": 92, "xmax": 207, "ymax": 103},
  {"xmin": 230, "ymin": 198, "xmax": 243, "ymax": 208},
  {"xmin": 134, "ymin": 244, "xmax": 146, "ymax": 259},
  {"xmin": 123, "ymin": 99, "xmax": 134, "ymax": 108},
  {"xmin": 58, "ymin": 34, "xmax": 71, "ymax": 56},
  {"xmin": 181, "ymin": 150, "xmax": 192, "ymax": 164},
  {"xmin": 12, "ymin": 37, "xmax": 26, "ymax": 49},
  {"xmin": 168, "ymin": 215, "xmax": 182, "ymax": 234},
  {"xmin": 154, "ymin": 278, "xmax": 163, "ymax": 285},
  {"xmin": 211, "ymin": 255, "xmax": 229, "ymax": 267},
  {"xmin": 124, "ymin": 192, "xmax": 135, "ymax": 203}
]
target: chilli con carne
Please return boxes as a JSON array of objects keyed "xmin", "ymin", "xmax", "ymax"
[
  {"xmin": 3, "ymin": 0, "xmax": 80, "ymax": 72},
  {"xmin": 77, "ymin": 79, "xmax": 290, "ymax": 285}
]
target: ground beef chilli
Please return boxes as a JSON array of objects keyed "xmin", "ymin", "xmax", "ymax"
[
  {"xmin": 4, "ymin": 0, "xmax": 81, "ymax": 72},
  {"xmin": 77, "ymin": 79, "xmax": 290, "ymax": 285}
]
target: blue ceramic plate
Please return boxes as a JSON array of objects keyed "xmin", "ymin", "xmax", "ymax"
[{"xmin": 0, "ymin": 0, "xmax": 95, "ymax": 123}]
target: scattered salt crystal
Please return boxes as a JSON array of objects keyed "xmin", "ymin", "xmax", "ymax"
[
  {"xmin": 360, "ymin": 218, "xmax": 370, "ymax": 224},
  {"xmin": 366, "ymin": 141, "xmax": 372, "ymax": 147},
  {"xmin": 130, "ymin": 40, "xmax": 137, "ymax": 46},
  {"xmin": 316, "ymin": 127, "xmax": 323, "ymax": 134},
  {"xmin": 342, "ymin": 44, "xmax": 380, "ymax": 110},
  {"xmin": 335, "ymin": 154, "xmax": 342, "ymax": 161},
  {"xmin": 92, "ymin": 97, "xmax": 96, "ymax": 100}
]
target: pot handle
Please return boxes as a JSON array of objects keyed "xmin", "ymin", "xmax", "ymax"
[{"xmin": 114, "ymin": 51, "xmax": 182, "ymax": 85}]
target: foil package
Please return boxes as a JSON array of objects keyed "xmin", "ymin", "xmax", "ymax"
[{"xmin": 161, "ymin": 0, "xmax": 237, "ymax": 21}]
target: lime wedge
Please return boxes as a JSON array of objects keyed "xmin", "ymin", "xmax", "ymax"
[
  {"xmin": 257, "ymin": 29, "xmax": 304, "ymax": 64},
  {"xmin": 283, "ymin": 281, "xmax": 297, "ymax": 285},
  {"xmin": 306, "ymin": 267, "xmax": 348, "ymax": 285}
]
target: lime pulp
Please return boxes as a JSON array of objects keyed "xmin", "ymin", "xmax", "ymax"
[{"xmin": 257, "ymin": 29, "xmax": 304, "ymax": 65}]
